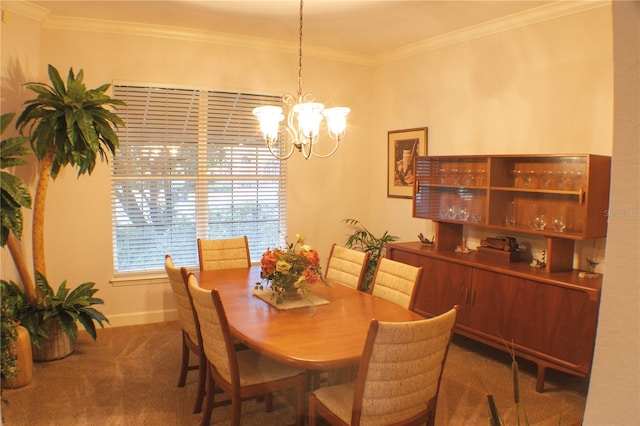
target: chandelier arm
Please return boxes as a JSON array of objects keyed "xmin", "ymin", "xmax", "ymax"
[
  {"xmin": 309, "ymin": 138, "xmax": 341, "ymax": 159},
  {"xmin": 267, "ymin": 138, "xmax": 296, "ymax": 160},
  {"xmin": 301, "ymin": 141, "xmax": 313, "ymax": 160}
]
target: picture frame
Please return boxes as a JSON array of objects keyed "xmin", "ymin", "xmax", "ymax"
[{"xmin": 387, "ymin": 127, "xmax": 428, "ymax": 198}]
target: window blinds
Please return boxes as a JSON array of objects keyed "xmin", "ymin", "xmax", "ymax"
[{"xmin": 111, "ymin": 85, "xmax": 286, "ymax": 273}]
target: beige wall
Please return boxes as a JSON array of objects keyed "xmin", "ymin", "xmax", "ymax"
[
  {"xmin": 584, "ymin": 1, "xmax": 639, "ymax": 424},
  {"xmin": 369, "ymin": 5, "xmax": 613, "ymax": 247},
  {"xmin": 2, "ymin": 2, "xmax": 638, "ymax": 421}
]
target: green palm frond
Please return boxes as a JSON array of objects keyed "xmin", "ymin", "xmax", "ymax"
[
  {"xmin": 15, "ymin": 64, "xmax": 125, "ymax": 179},
  {"xmin": 0, "ymin": 112, "xmax": 32, "ymax": 246}
]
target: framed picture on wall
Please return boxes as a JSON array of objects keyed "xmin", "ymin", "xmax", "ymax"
[{"xmin": 387, "ymin": 127, "xmax": 428, "ymax": 198}]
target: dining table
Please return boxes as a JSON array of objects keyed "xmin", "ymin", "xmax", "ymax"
[{"xmin": 194, "ymin": 266, "xmax": 425, "ymax": 371}]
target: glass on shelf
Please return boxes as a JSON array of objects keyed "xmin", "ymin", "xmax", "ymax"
[
  {"xmin": 551, "ymin": 216, "xmax": 566, "ymax": 232},
  {"xmin": 438, "ymin": 168, "xmax": 448, "ymax": 184},
  {"xmin": 522, "ymin": 170, "xmax": 535, "ymax": 189},
  {"xmin": 556, "ymin": 170, "xmax": 574, "ymax": 190},
  {"xmin": 529, "ymin": 204, "xmax": 546, "ymax": 230},
  {"xmin": 573, "ymin": 170, "xmax": 585, "ymax": 190},
  {"xmin": 540, "ymin": 170, "xmax": 554, "ymax": 189},
  {"xmin": 510, "ymin": 169, "xmax": 522, "ymax": 187},
  {"xmin": 462, "ymin": 169, "xmax": 474, "ymax": 186},
  {"xmin": 450, "ymin": 168, "xmax": 461, "ymax": 185},
  {"xmin": 440, "ymin": 205, "xmax": 471, "ymax": 221},
  {"xmin": 505, "ymin": 201, "xmax": 516, "ymax": 227},
  {"xmin": 475, "ymin": 169, "xmax": 486, "ymax": 186}
]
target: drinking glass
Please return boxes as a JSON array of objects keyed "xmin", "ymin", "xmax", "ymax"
[
  {"xmin": 552, "ymin": 216, "xmax": 566, "ymax": 232},
  {"xmin": 505, "ymin": 201, "xmax": 516, "ymax": 227},
  {"xmin": 533, "ymin": 214, "xmax": 547, "ymax": 231}
]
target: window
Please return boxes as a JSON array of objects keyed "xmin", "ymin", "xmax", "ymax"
[{"xmin": 111, "ymin": 85, "xmax": 286, "ymax": 274}]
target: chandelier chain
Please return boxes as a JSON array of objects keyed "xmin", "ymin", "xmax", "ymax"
[{"xmin": 297, "ymin": 0, "xmax": 304, "ymax": 99}]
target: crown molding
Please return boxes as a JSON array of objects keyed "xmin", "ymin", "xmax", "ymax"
[
  {"xmin": 372, "ymin": 1, "xmax": 611, "ymax": 66},
  {"xmin": 40, "ymin": 15, "xmax": 374, "ymax": 67},
  {"xmin": 1, "ymin": 0, "xmax": 49, "ymax": 22},
  {"xmin": 5, "ymin": 1, "xmax": 610, "ymax": 68}
]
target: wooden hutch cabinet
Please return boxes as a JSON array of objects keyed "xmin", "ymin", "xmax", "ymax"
[{"xmin": 388, "ymin": 154, "xmax": 610, "ymax": 392}]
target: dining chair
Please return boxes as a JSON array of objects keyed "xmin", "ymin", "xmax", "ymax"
[
  {"xmin": 197, "ymin": 236, "xmax": 251, "ymax": 271},
  {"xmin": 164, "ymin": 254, "xmax": 206, "ymax": 414},
  {"xmin": 325, "ymin": 243, "xmax": 370, "ymax": 290},
  {"xmin": 369, "ymin": 257, "xmax": 423, "ymax": 310},
  {"xmin": 309, "ymin": 306, "xmax": 458, "ymax": 426},
  {"xmin": 187, "ymin": 273, "xmax": 306, "ymax": 426}
]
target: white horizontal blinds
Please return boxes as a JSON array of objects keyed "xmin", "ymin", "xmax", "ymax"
[
  {"xmin": 201, "ymin": 90, "xmax": 287, "ymax": 261},
  {"xmin": 111, "ymin": 84, "xmax": 285, "ymax": 273}
]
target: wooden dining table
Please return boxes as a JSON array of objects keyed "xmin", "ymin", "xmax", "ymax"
[{"xmin": 195, "ymin": 266, "xmax": 425, "ymax": 371}]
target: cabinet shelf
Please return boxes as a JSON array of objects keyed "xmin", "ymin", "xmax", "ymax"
[
  {"xmin": 490, "ymin": 186, "xmax": 584, "ymax": 197},
  {"xmin": 413, "ymin": 154, "xmax": 611, "ymax": 272}
]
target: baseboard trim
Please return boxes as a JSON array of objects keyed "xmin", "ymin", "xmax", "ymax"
[{"xmin": 101, "ymin": 309, "xmax": 179, "ymax": 328}]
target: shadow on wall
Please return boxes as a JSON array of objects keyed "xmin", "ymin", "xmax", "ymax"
[{"xmin": 1, "ymin": 57, "xmax": 39, "ymax": 184}]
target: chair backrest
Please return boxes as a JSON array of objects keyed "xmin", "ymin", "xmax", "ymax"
[
  {"xmin": 165, "ymin": 255, "xmax": 199, "ymax": 345},
  {"xmin": 187, "ymin": 274, "xmax": 239, "ymax": 386},
  {"xmin": 370, "ymin": 258, "xmax": 423, "ymax": 310},
  {"xmin": 351, "ymin": 307, "xmax": 458, "ymax": 425},
  {"xmin": 197, "ymin": 236, "xmax": 251, "ymax": 271},
  {"xmin": 325, "ymin": 244, "xmax": 370, "ymax": 290}
]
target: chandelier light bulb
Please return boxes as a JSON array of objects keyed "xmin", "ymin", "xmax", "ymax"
[
  {"xmin": 293, "ymin": 102, "xmax": 324, "ymax": 143},
  {"xmin": 253, "ymin": 106, "xmax": 284, "ymax": 142},
  {"xmin": 322, "ymin": 107, "xmax": 350, "ymax": 140}
]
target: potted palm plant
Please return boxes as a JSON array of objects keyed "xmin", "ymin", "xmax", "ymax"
[
  {"xmin": 2, "ymin": 65, "xmax": 124, "ymax": 360},
  {"xmin": 342, "ymin": 218, "xmax": 399, "ymax": 292}
]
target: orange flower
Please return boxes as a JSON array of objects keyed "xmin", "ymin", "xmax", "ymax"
[
  {"xmin": 260, "ymin": 248, "xmax": 278, "ymax": 277},
  {"xmin": 301, "ymin": 249, "xmax": 320, "ymax": 268},
  {"xmin": 303, "ymin": 269, "xmax": 320, "ymax": 285}
]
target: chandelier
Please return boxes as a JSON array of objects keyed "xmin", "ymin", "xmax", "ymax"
[{"xmin": 253, "ymin": 0, "xmax": 350, "ymax": 160}]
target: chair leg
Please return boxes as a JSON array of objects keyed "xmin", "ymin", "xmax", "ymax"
[
  {"xmin": 231, "ymin": 396, "xmax": 242, "ymax": 426},
  {"xmin": 308, "ymin": 390, "xmax": 317, "ymax": 426},
  {"xmin": 264, "ymin": 392, "xmax": 273, "ymax": 412},
  {"xmin": 201, "ymin": 374, "xmax": 215, "ymax": 426},
  {"xmin": 296, "ymin": 374, "xmax": 305, "ymax": 426},
  {"xmin": 178, "ymin": 334, "xmax": 189, "ymax": 387},
  {"xmin": 193, "ymin": 358, "xmax": 207, "ymax": 413}
]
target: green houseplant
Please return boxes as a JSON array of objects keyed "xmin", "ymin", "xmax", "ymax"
[
  {"xmin": 1, "ymin": 280, "xmax": 33, "ymax": 393},
  {"xmin": 342, "ymin": 218, "xmax": 399, "ymax": 292},
  {"xmin": 1, "ymin": 280, "xmax": 20, "ymax": 401},
  {"xmin": 2, "ymin": 65, "xmax": 124, "ymax": 359},
  {"xmin": 2, "ymin": 274, "xmax": 108, "ymax": 359},
  {"xmin": 1, "ymin": 113, "xmax": 34, "ymax": 393}
]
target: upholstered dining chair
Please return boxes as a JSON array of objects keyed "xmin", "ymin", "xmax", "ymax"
[
  {"xmin": 369, "ymin": 258, "xmax": 423, "ymax": 310},
  {"xmin": 197, "ymin": 236, "xmax": 251, "ymax": 271},
  {"xmin": 164, "ymin": 254, "xmax": 206, "ymax": 414},
  {"xmin": 325, "ymin": 244, "xmax": 370, "ymax": 290},
  {"xmin": 187, "ymin": 273, "xmax": 306, "ymax": 426},
  {"xmin": 309, "ymin": 306, "xmax": 458, "ymax": 426}
]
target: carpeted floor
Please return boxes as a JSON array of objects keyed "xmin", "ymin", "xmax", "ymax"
[{"xmin": 1, "ymin": 321, "xmax": 588, "ymax": 425}]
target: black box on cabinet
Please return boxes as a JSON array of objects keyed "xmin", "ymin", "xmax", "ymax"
[{"xmin": 476, "ymin": 246, "xmax": 522, "ymax": 264}]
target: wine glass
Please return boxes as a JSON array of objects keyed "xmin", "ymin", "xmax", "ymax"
[
  {"xmin": 552, "ymin": 216, "xmax": 566, "ymax": 232},
  {"xmin": 533, "ymin": 214, "xmax": 547, "ymax": 231},
  {"xmin": 511, "ymin": 169, "xmax": 522, "ymax": 187}
]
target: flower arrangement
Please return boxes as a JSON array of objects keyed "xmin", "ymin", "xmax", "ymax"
[{"xmin": 255, "ymin": 234, "xmax": 324, "ymax": 304}]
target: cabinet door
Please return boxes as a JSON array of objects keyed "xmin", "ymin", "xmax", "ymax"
[
  {"xmin": 391, "ymin": 250, "xmax": 471, "ymax": 324},
  {"xmin": 470, "ymin": 269, "xmax": 598, "ymax": 374}
]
